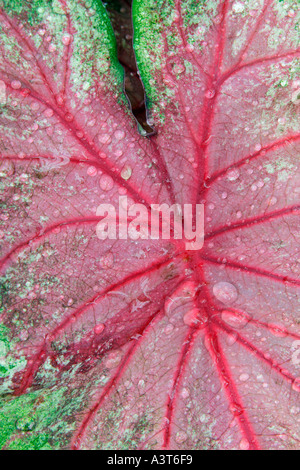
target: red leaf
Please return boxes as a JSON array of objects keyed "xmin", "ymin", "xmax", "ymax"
[{"xmin": 0, "ymin": 0, "xmax": 299, "ymax": 450}]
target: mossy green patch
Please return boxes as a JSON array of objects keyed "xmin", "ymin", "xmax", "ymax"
[
  {"xmin": 0, "ymin": 323, "xmax": 26, "ymax": 395},
  {"xmin": 0, "ymin": 0, "xmax": 127, "ymax": 110},
  {"xmin": 133, "ymin": 0, "xmax": 176, "ymax": 118},
  {"xmin": 69, "ymin": 0, "xmax": 125, "ymax": 100},
  {"xmin": 0, "ymin": 384, "xmax": 89, "ymax": 449},
  {"xmin": 0, "ymin": 0, "xmax": 51, "ymax": 26}
]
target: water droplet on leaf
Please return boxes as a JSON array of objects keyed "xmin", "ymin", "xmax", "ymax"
[
  {"xmin": 121, "ymin": 165, "xmax": 132, "ymax": 181},
  {"xmin": 15, "ymin": 416, "xmax": 36, "ymax": 432},
  {"xmin": 62, "ymin": 34, "xmax": 71, "ymax": 45},
  {"xmin": 221, "ymin": 310, "xmax": 250, "ymax": 328},
  {"xmin": 99, "ymin": 175, "xmax": 114, "ymax": 191},
  {"xmin": 213, "ymin": 282, "xmax": 238, "ymax": 304},
  {"xmin": 114, "ymin": 130, "xmax": 125, "ymax": 141},
  {"xmin": 94, "ymin": 323, "xmax": 105, "ymax": 335},
  {"xmin": 11, "ymin": 80, "xmax": 21, "ymax": 90},
  {"xmin": 239, "ymin": 438, "xmax": 250, "ymax": 450},
  {"xmin": 268, "ymin": 323, "xmax": 287, "ymax": 338},
  {"xmin": 227, "ymin": 168, "xmax": 240, "ymax": 181}
]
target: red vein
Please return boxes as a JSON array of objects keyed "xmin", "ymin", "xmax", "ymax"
[
  {"xmin": 0, "ymin": 9, "xmax": 56, "ymax": 100},
  {"xmin": 205, "ymin": 324, "xmax": 260, "ymax": 450},
  {"xmin": 15, "ymin": 255, "xmax": 176, "ymax": 396},
  {"xmin": 208, "ymin": 133, "xmax": 300, "ymax": 183},
  {"xmin": 149, "ymin": 137, "xmax": 176, "ymax": 205},
  {"xmin": 177, "ymin": 87, "xmax": 201, "ymax": 146},
  {"xmin": 215, "ymin": 319, "xmax": 300, "ymax": 387},
  {"xmin": 219, "ymin": 50, "xmax": 300, "ymax": 89},
  {"xmin": 162, "ymin": 327, "xmax": 199, "ymax": 449},
  {"xmin": 195, "ymin": 0, "xmax": 230, "ymax": 202},
  {"xmin": 217, "ymin": 307, "xmax": 300, "ymax": 341},
  {"xmin": 202, "ymin": 255, "xmax": 300, "ymax": 287},
  {"xmin": 206, "ymin": 205, "xmax": 300, "ymax": 240},
  {"xmin": 72, "ymin": 309, "xmax": 165, "ymax": 450},
  {"xmin": 0, "ymin": 217, "xmax": 100, "ymax": 271}
]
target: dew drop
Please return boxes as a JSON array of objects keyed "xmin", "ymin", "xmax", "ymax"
[
  {"xmin": 268, "ymin": 196, "xmax": 278, "ymax": 206},
  {"xmin": 292, "ymin": 378, "xmax": 300, "ymax": 393},
  {"xmin": 87, "ymin": 166, "xmax": 97, "ymax": 177},
  {"xmin": 0, "ymin": 160, "xmax": 15, "ymax": 177},
  {"xmin": 121, "ymin": 165, "xmax": 132, "ymax": 181},
  {"xmin": 221, "ymin": 310, "xmax": 250, "ymax": 329},
  {"xmin": 288, "ymin": 9, "xmax": 295, "ymax": 18},
  {"xmin": 173, "ymin": 62, "xmax": 185, "ymax": 75},
  {"xmin": 56, "ymin": 93, "xmax": 65, "ymax": 106},
  {"xmin": 183, "ymin": 308, "xmax": 202, "ymax": 327},
  {"xmin": 181, "ymin": 387, "xmax": 190, "ymax": 399},
  {"xmin": 16, "ymin": 416, "xmax": 36, "ymax": 432},
  {"xmin": 268, "ymin": 323, "xmax": 287, "ymax": 338},
  {"xmin": 65, "ymin": 112, "xmax": 73, "ymax": 122},
  {"xmin": 94, "ymin": 323, "xmax": 105, "ymax": 335},
  {"xmin": 205, "ymin": 89, "xmax": 215, "ymax": 99},
  {"xmin": 105, "ymin": 350, "xmax": 121, "ymax": 368},
  {"xmin": 114, "ymin": 130, "xmax": 125, "ymax": 141},
  {"xmin": 99, "ymin": 133, "xmax": 111, "ymax": 144},
  {"xmin": 99, "ymin": 174, "xmax": 114, "ymax": 191},
  {"xmin": 257, "ymin": 180, "xmax": 264, "ymax": 188},
  {"xmin": 239, "ymin": 438, "xmax": 250, "ymax": 450},
  {"xmin": 213, "ymin": 282, "xmax": 238, "ymax": 304},
  {"xmin": 62, "ymin": 33, "xmax": 71, "ymax": 45},
  {"xmin": 19, "ymin": 330, "xmax": 29, "ymax": 341},
  {"xmin": 118, "ymin": 187, "xmax": 127, "ymax": 196},
  {"xmin": 164, "ymin": 324, "xmax": 174, "ymax": 335},
  {"xmin": 227, "ymin": 168, "xmax": 240, "ymax": 181},
  {"xmin": 186, "ymin": 44, "xmax": 194, "ymax": 52},
  {"xmin": 226, "ymin": 332, "xmax": 238, "ymax": 346},
  {"xmin": 230, "ymin": 402, "xmax": 243, "ymax": 416},
  {"xmin": 11, "ymin": 80, "xmax": 21, "ymax": 90},
  {"xmin": 233, "ymin": 2, "xmax": 245, "ymax": 14},
  {"xmin": 254, "ymin": 144, "xmax": 262, "ymax": 152},
  {"xmin": 291, "ymin": 88, "xmax": 300, "ymax": 105},
  {"xmin": 19, "ymin": 173, "xmax": 29, "ymax": 182},
  {"xmin": 164, "ymin": 323, "xmax": 174, "ymax": 336}
]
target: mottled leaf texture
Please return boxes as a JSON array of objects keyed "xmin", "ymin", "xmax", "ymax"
[{"xmin": 0, "ymin": 0, "xmax": 299, "ymax": 451}]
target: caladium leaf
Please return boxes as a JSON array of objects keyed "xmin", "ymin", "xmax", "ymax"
[{"xmin": 0, "ymin": 0, "xmax": 299, "ymax": 451}]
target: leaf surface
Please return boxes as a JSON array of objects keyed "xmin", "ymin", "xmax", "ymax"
[{"xmin": 0, "ymin": 0, "xmax": 299, "ymax": 450}]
